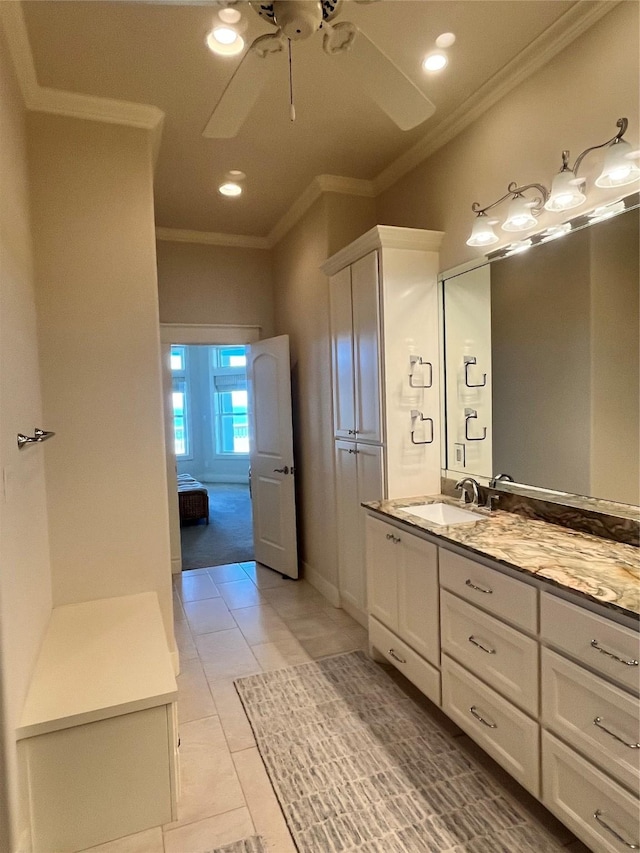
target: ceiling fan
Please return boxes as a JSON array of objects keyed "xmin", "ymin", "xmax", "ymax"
[{"xmin": 202, "ymin": 0, "xmax": 436, "ymax": 138}]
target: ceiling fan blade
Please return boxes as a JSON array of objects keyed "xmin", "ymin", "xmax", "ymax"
[
  {"xmin": 332, "ymin": 27, "xmax": 435, "ymax": 131},
  {"xmin": 203, "ymin": 39, "xmax": 278, "ymax": 139}
]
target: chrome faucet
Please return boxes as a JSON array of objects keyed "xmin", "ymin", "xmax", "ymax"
[
  {"xmin": 455, "ymin": 477, "xmax": 480, "ymax": 506},
  {"xmin": 489, "ymin": 472, "xmax": 514, "ymax": 488}
]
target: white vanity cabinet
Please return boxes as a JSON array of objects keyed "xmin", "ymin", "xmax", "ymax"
[
  {"xmin": 364, "ymin": 510, "xmax": 640, "ymax": 850},
  {"xmin": 366, "ymin": 515, "xmax": 440, "ymax": 705},
  {"xmin": 323, "ymin": 226, "xmax": 443, "ymax": 623}
]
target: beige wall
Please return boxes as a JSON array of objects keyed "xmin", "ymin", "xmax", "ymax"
[
  {"xmin": 27, "ymin": 114, "xmax": 175, "ymax": 649},
  {"xmin": 0, "ymin": 25, "xmax": 52, "ymax": 850},
  {"xmin": 376, "ymin": 2, "xmax": 640, "ymax": 272},
  {"xmin": 156, "ymin": 240, "xmax": 275, "ymax": 336}
]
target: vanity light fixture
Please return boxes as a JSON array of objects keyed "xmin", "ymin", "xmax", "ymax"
[
  {"xmin": 466, "ymin": 182, "xmax": 548, "ymax": 246},
  {"xmin": 546, "ymin": 117, "xmax": 640, "ymax": 211}
]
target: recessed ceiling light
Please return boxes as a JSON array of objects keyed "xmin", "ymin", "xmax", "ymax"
[
  {"xmin": 218, "ymin": 7, "xmax": 242, "ymax": 24},
  {"xmin": 218, "ymin": 182, "xmax": 242, "ymax": 197},
  {"xmin": 226, "ymin": 169, "xmax": 246, "ymax": 181},
  {"xmin": 422, "ymin": 52, "xmax": 448, "ymax": 72},
  {"xmin": 436, "ymin": 32, "xmax": 456, "ymax": 48},
  {"xmin": 206, "ymin": 27, "xmax": 245, "ymax": 56}
]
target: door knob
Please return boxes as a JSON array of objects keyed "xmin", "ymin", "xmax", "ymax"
[{"xmin": 273, "ymin": 466, "xmax": 289, "ymax": 474}]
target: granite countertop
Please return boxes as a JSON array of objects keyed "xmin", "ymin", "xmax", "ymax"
[{"xmin": 363, "ymin": 496, "xmax": 640, "ymax": 621}]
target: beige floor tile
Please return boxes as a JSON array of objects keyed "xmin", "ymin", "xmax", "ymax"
[
  {"xmin": 251, "ymin": 637, "xmax": 311, "ymax": 671},
  {"xmin": 233, "ymin": 748, "xmax": 297, "ymax": 853},
  {"xmin": 175, "ymin": 572, "xmax": 221, "ymax": 603},
  {"xmin": 78, "ymin": 827, "xmax": 164, "ymax": 853},
  {"xmin": 283, "ymin": 613, "xmax": 342, "ymax": 641},
  {"xmin": 324, "ymin": 606, "xmax": 366, "ymax": 631},
  {"xmin": 232, "ymin": 604, "xmax": 293, "ymax": 646},
  {"xmin": 163, "ymin": 807, "xmax": 254, "ymax": 853},
  {"xmin": 197, "ymin": 628, "xmax": 262, "ymax": 681},
  {"xmin": 164, "ymin": 716, "xmax": 246, "ymax": 830},
  {"xmin": 345, "ymin": 624, "xmax": 369, "ymax": 650},
  {"xmin": 259, "ymin": 580, "xmax": 324, "ymax": 603},
  {"xmin": 298, "ymin": 630, "xmax": 359, "ymax": 660},
  {"xmin": 174, "ymin": 619, "xmax": 199, "ymax": 662},
  {"xmin": 184, "ymin": 597, "xmax": 236, "ymax": 635},
  {"xmin": 177, "ymin": 658, "xmax": 217, "ymax": 723},
  {"xmin": 207, "ymin": 563, "xmax": 248, "ymax": 584},
  {"xmin": 217, "ymin": 579, "xmax": 264, "ymax": 610},
  {"xmin": 264, "ymin": 595, "xmax": 330, "ymax": 621},
  {"xmin": 173, "ymin": 592, "xmax": 187, "ymax": 622},
  {"xmin": 241, "ymin": 562, "xmax": 291, "ymax": 589},
  {"xmin": 209, "ymin": 678, "xmax": 256, "ymax": 753}
]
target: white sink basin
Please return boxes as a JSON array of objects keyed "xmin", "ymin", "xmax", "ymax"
[{"xmin": 404, "ymin": 502, "xmax": 487, "ymax": 526}]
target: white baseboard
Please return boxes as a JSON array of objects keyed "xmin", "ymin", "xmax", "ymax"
[
  {"xmin": 170, "ymin": 648, "xmax": 180, "ymax": 676},
  {"xmin": 339, "ymin": 597, "xmax": 367, "ymax": 629},
  {"xmin": 302, "ymin": 561, "xmax": 340, "ymax": 607},
  {"xmin": 171, "ymin": 556, "xmax": 182, "ymax": 575}
]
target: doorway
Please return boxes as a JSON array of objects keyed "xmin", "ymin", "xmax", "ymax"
[{"xmin": 170, "ymin": 343, "xmax": 253, "ymax": 570}]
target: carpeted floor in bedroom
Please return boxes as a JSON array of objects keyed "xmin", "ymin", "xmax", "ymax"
[{"xmin": 180, "ymin": 482, "xmax": 254, "ymax": 570}]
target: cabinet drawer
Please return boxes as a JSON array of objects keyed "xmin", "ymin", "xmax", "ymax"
[
  {"xmin": 541, "ymin": 648, "xmax": 640, "ymax": 795},
  {"xmin": 541, "ymin": 592, "xmax": 640, "ymax": 693},
  {"xmin": 542, "ymin": 731, "xmax": 640, "ymax": 853},
  {"xmin": 441, "ymin": 654, "xmax": 539, "ymax": 796},
  {"xmin": 439, "ymin": 548, "xmax": 537, "ymax": 633},
  {"xmin": 369, "ymin": 616, "xmax": 441, "ymax": 708},
  {"xmin": 440, "ymin": 590, "xmax": 539, "ymax": 716}
]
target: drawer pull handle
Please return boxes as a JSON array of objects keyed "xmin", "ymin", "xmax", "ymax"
[
  {"xmin": 388, "ymin": 648, "xmax": 406, "ymax": 664},
  {"xmin": 469, "ymin": 705, "xmax": 497, "ymax": 728},
  {"xmin": 590, "ymin": 639, "xmax": 639, "ymax": 667},
  {"xmin": 468, "ymin": 635, "xmax": 496, "ymax": 655},
  {"xmin": 465, "ymin": 579, "xmax": 493, "ymax": 594},
  {"xmin": 593, "ymin": 810, "xmax": 639, "ymax": 849},
  {"xmin": 593, "ymin": 717, "xmax": 640, "ymax": 749},
  {"xmin": 385, "ymin": 533, "xmax": 401, "ymax": 543}
]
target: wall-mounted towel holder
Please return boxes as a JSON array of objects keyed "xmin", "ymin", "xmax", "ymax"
[
  {"xmin": 463, "ymin": 355, "xmax": 487, "ymax": 388},
  {"xmin": 409, "ymin": 355, "xmax": 433, "ymax": 389},
  {"xmin": 410, "ymin": 410, "xmax": 434, "ymax": 445},
  {"xmin": 17, "ymin": 428, "xmax": 56, "ymax": 450},
  {"xmin": 464, "ymin": 408, "xmax": 487, "ymax": 441}
]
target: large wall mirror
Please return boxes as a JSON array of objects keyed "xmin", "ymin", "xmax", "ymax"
[{"xmin": 441, "ymin": 194, "xmax": 639, "ymax": 507}]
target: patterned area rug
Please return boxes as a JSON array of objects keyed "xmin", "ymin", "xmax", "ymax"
[
  {"xmin": 235, "ymin": 651, "xmax": 566, "ymax": 852},
  {"xmin": 209, "ymin": 838, "xmax": 266, "ymax": 853}
]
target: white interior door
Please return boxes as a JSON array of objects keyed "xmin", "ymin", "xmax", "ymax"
[
  {"xmin": 247, "ymin": 335, "xmax": 298, "ymax": 578},
  {"xmin": 161, "ymin": 343, "xmax": 183, "ymax": 575}
]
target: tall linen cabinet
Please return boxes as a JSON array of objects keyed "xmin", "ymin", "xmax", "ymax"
[{"xmin": 322, "ymin": 226, "xmax": 443, "ymax": 625}]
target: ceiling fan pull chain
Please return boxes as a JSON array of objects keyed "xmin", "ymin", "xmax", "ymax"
[{"xmin": 288, "ymin": 39, "xmax": 296, "ymax": 122}]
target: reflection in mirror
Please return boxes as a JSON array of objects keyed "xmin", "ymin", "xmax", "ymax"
[{"xmin": 442, "ymin": 197, "xmax": 639, "ymax": 507}]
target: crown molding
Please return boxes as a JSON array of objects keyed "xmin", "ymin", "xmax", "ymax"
[
  {"xmin": 373, "ymin": 0, "xmax": 619, "ymax": 195},
  {"xmin": 268, "ymin": 174, "xmax": 375, "ymax": 247},
  {"xmin": 0, "ymin": 1, "xmax": 165, "ymax": 163},
  {"xmin": 155, "ymin": 227, "xmax": 270, "ymax": 250},
  {"xmin": 321, "ymin": 225, "xmax": 444, "ymax": 276}
]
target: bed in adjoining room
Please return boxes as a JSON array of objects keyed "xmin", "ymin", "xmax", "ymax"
[{"xmin": 177, "ymin": 474, "xmax": 209, "ymax": 524}]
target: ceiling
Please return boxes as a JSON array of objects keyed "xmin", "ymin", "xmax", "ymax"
[{"xmin": 19, "ymin": 0, "xmax": 605, "ymax": 239}]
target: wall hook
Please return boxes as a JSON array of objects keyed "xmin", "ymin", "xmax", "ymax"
[
  {"xmin": 409, "ymin": 355, "xmax": 433, "ymax": 388},
  {"xmin": 463, "ymin": 355, "xmax": 487, "ymax": 388},
  {"xmin": 17, "ymin": 428, "xmax": 56, "ymax": 450}
]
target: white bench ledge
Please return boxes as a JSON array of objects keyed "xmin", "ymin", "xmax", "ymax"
[{"xmin": 17, "ymin": 592, "xmax": 177, "ymax": 740}]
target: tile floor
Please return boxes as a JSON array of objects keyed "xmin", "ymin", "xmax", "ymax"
[{"xmin": 81, "ymin": 562, "xmax": 591, "ymax": 853}]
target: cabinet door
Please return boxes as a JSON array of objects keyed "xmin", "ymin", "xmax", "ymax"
[
  {"xmin": 365, "ymin": 515, "xmax": 398, "ymax": 630},
  {"xmin": 398, "ymin": 536, "xmax": 439, "ymax": 666},
  {"xmin": 351, "ymin": 251, "xmax": 382, "ymax": 443},
  {"xmin": 329, "ymin": 267, "xmax": 356, "ymax": 439},
  {"xmin": 335, "ymin": 440, "xmax": 364, "ymax": 612}
]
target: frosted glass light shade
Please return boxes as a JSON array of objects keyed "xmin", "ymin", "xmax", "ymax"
[
  {"xmin": 466, "ymin": 216, "xmax": 499, "ymax": 247},
  {"xmin": 595, "ymin": 138, "xmax": 640, "ymax": 187},
  {"xmin": 502, "ymin": 195, "xmax": 537, "ymax": 232},
  {"xmin": 544, "ymin": 170, "xmax": 586, "ymax": 211}
]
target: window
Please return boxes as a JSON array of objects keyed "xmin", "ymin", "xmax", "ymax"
[
  {"xmin": 171, "ymin": 345, "xmax": 190, "ymax": 457},
  {"xmin": 211, "ymin": 347, "xmax": 249, "ymax": 455}
]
